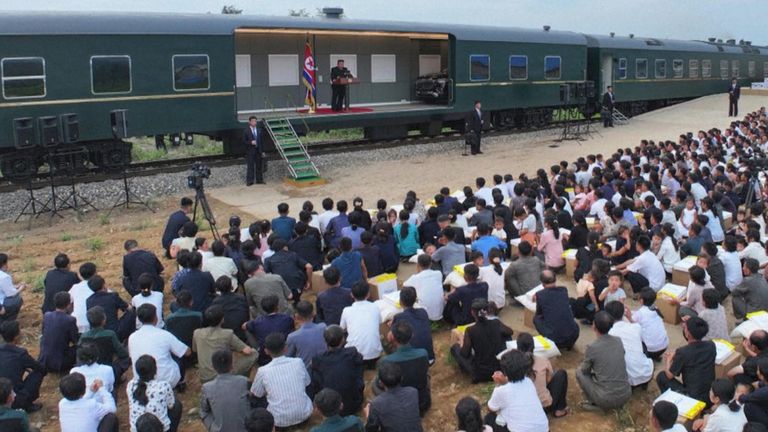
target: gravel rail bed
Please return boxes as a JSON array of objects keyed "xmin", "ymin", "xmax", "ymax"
[{"xmin": 0, "ymin": 129, "xmax": 558, "ymax": 222}]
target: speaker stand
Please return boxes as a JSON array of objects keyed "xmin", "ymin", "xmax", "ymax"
[
  {"xmin": 107, "ymin": 169, "xmax": 154, "ymax": 217},
  {"xmin": 14, "ymin": 179, "xmax": 52, "ymax": 224}
]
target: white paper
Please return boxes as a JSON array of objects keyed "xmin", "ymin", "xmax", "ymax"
[
  {"xmin": 658, "ymin": 283, "xmax": 687, "ymax": 300},
  {"xmin": 515, "ymin": 284, "xmax": 544, "ymax": 311},
  {"xmin": 714, "ymin": 340, "xmax": 735, "ymax": 364},
  {"xmin": 672, "ymin": 255, "xmax": 698, "ymax": 272},
  {"xmin": 653, "ymin": 389, "xmax": 704, "ymax": 420}
]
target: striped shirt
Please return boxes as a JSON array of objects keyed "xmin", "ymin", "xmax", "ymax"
[{"xmin": 250, "ymin": 356, "xmax": 312, "ymax": 427}]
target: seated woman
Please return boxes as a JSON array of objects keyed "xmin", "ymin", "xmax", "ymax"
[
  {"xmin": 574, "ymin": 232, "xmax": 603, "ymax": 282},
  {"xmin": 516, "ymin": 332, "xmax": 569, "ymax": 418},
  {"xmin": 537, "ymin": 216, "xmax": 565, "ymax": 272},
  {"xmin": 127, "ymin": 355, "xmax": 182, "ymax": 432},
  {"xmin": 450, "ymin": 298, "xmax": 513, "ymax": 383},
  {"xmin": 653, "ymin": 224, "xmax": 680, "ymax": 275}
]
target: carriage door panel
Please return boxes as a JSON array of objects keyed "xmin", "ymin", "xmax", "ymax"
[{"xmin": 601, "ymin": 55, "xmax": 613, "ymax": 92}]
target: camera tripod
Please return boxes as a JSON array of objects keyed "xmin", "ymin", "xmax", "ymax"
[
  {"xmin": 743, "ymin": 172, "xmax": 763, "ymax": 210},
  {"xmin": 193, "ymin": 186, "xmax": 220, "ymax": 241}
]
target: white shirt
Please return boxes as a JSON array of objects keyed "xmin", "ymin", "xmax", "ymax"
[
  {"xmin": 71, "ymin": 362, "xmax": 116, "ymax": 396},
  {"xmin": 0, "ymin": 269, "xmax": 20, "ymax": 304},
  {"xmin": 609, "ymin": 321, "xmax": 654, "ymax": 386},
  {"xmin": 240, "ymin": 227, "xmax": 252, "ymax": 242},
  {"xmin": 702, "ymin": 404, "xmax": 747, "ymax": 432},
  {"xmin": 131, "ymin": 291, "xmax": 165, "ymax": 329},
  {"xmin": 202, "ymin": 255, "xmax": 239, "ymax": 289},
  {"xmin": 475, "ymin": 187, "xmax": 494, "ymax": 206},
  {"xmin": 487, "ymin": 378, "xmax": 549, "ymax": 432},
  {"xmin": 663, "ymin": 425, "xmax": 688, "ymax": 432},
  {"xmin": 656, "ymin": 237, "xmax": 681, "ymax": 274},
  {"xmin": 128, "ymin": 324, "xmax": 188, "ymax": 387},
  {"xmin": 690, "ymin": 183, "xmax": 707, "ymax": 207},
  {"xmin": 720, "ymin": 251, "xmax": 744, "ymax": 291},
  {"xmin": 250, "ymin": 356, "xmax": 313, "ymax": 428},
  {"xmin": 590, "ymin": 198, "xmax": 608, "ymax": 220},
  {"xmin": 340, "ymin": 300, "xmax": 382, "ymax": 360},
  {"xmin": 59, "ymin": 387, "xmax": 116, "ymax": 432},
  {"xmin": 575, "ymin": 170, "xmax": 591, "ymax": 187},
  {"xmin": 631, "ymin": 306, "xmax": 669, "ymax": 352},
  {"xmin": 740, "ymin": 242, "xmax": 768, "ymax": 266},
  {"xmin": 479, "ymin": 266, "xmax": 506, "ymax": 308},
  {"xmin": 318, "ymin": 210, "xmax": 340, "ymax": 235},
  {"xmin": 627, "ymin": 250, "xmax": 666, "ymax": 291},
  {"xmin": 403, "ymin": 269, "xmax": 445, "ymax": 320},
  {"xmin": 69, "ymin": 280, "xmax": 93, "ymax": 333}
]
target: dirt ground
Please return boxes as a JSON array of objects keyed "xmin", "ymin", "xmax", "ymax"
[{"xmin": 2, "ymin": 93, "xmax": 760, "ymax": 431}]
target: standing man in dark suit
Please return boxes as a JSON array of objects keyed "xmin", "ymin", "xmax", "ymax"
[
  {"xmin": 728, "ymin": 78, "xmax": 740, "ymax": 117},
  {"xmin": 602, "ymin": 85, "xmax": 615, "ymax": 128},
  {"xmin": 244, "ymin": 115, "xmax": 264, "ymax": 186},
  {"xmin": 466, "ymin": 100, "xmax": 483, "ymax": 155},
  {"xmin": 331, "ymin": 59, "xmax": 353, "ymax": 112}
]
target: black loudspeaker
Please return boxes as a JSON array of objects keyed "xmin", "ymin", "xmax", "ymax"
[
  {"xmin": 38, "ymin": 116, "xmax": 60, "ymax": 147},
  {"xmin": 585, "ymin": 81, "xmax": 596, "ymax": 98},
  {"xmin": 13, "ymin": 117, "xmax": 35, "ymax": 149},
  {"xmin": 61, "ymin": 113, "xmax": 80, "ymax": 143},
  {"xmin": 559, "ymin": 84, "xmax": 570, "ymax": 103},
  {"xmin": 576, "ymin": 82, "xmax": 586, "ymax": 99},
  {"xmin": 110, "ymin": 110, "xmax": 128, "ymax": 139}
]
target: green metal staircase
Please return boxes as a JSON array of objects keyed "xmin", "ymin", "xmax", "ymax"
[{"xmin": 263, "ymin": 118, "xmax": 321, "ymax": 181}]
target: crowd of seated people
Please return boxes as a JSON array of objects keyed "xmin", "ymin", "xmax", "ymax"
[{"xmin": 3, "ymin": 108, "xmax": 768, "ymax": 431}]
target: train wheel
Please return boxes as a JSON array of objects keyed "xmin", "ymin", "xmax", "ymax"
[{"xmin": 0, "ymin": 154, "xmax": 38, "ymax": 181}]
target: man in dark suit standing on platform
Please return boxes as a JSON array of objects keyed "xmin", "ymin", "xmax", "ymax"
[
  {"xmin": 244, "ymin": 115, "xmax": 264, "ymax": 186},
  {"xmin": 728, "ymin": 78, "xmax": 740, "ymax": 117},
  {"xmin": 331, "ymin": 59, "xmax": 353, "ymax": 112},
  {"xmin": 602, "ymin": 85, "xmax": 615, "ymax": 128},
  {"xmin": 467, "ymin": 101, "xmax": 483, "ymax": 155}
]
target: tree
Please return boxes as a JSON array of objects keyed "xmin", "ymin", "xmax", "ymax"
[{"xmin": 221, "ymin": 5, "xmax": 242, "ymax": 14}]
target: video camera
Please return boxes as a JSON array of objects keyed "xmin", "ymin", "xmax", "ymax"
[{"xmin": 187, "ymin": 162, "xmax": 211, "ymax": 190}]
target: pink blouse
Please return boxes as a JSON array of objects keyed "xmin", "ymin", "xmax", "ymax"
[{"xmin": 538, "ymin": 229, "xmax": 565, "ymax": 267}]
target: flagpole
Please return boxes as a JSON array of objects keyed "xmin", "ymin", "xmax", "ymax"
[{"xmin": 311, "ymin": 34, "xmax": 317, "ymax": 113}]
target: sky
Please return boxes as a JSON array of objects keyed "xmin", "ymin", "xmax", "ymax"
[{"xmin": 1, "ymin": 0, "xmax": 761, "ymax": 45}]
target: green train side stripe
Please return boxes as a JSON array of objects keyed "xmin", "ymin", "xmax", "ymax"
[{"xmin": 0, "ymin": 91, "xmax": 234, "ymax": 108}]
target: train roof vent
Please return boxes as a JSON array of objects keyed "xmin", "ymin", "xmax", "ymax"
[
  {"xmin": 717, "ymin": 39, "xmax": 723, "ymax": 43},
  {"xmin": 610, "ymin": 32, "xmax": 615, "ymax": 38},
  {"xmin": 707, "ymin": 37, "xmax": 717, "ymax": 42},
  {"xmin": 716, "ymin": 46, "xmax": 724, "ymax": 52},
  {"xmin": 746, "ymin": 41, "xmax": 752, "ymax": 46},
  {"xmin": 321, "ymin": 7, "xmax": 344, "ymax": 18},
  {"xmin": 629, "ymin": 33, "xmax": 634, "ymax": 39},
  {"xmin": 726, "ymin": 39, "xmax": 736, "ymax": 45},
  {"xmin": 543, "ymin": 25, "xmax": 550, "ymax": 32},
  {"xmin": 645, "ymin": 38, "xmax": 663, "ymax": 46}
]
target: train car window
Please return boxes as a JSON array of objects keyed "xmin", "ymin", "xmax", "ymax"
[
  {"xmin": 672, "ymin": 60, "xmax": 684, "ymax": 78},
  {"xmin": 544, "ymin": 56, "xmax": 561, "ymax": 80},
  {"xmin": 172, "ymin": 54, "xmax": 210, "ymax": 91},
  {"xmin": 618, "ymin": 58, "xmax": 627, "ymax": 80},
  {"xmin": 748, "ymin": 61, "xmax": 756, "ymax": 78},
  {"xmin": 764, "ymin": 62, "xmax": 768, "ymax": 79},
  {"xmin": 689, "ymin": 60, "xmax": 699, "ymax": 79},
  {"xmin": 469, "ymin": 55, "xmax": 490, "ymax": 82},
  {"xmin": 371, "ymin": 55, "xmax": 396, "ymax": 83},
  {"xmin": 702, "ymin": 60, "xmax": 712, "ymax": 78},
  {"xmin": 90, "ymin": 56, "xmax": 131, "ymax": 95},
  {"xmin": 635, "ymin": 58, "xmax": 648, "ymax": 79},
  {"xmin": 720, "ymin": 60, "xmax": 729, "ymax": 79},
  {"xmin": 508, "ymin": 55, "xmax": 528, "ymax": 80},
  {"xmin": 654, "ymin": 59, "xmax": 666, "ymax": 79},
  {"xmin": 1, "ymin": 57, "xmax": 46, "ymax": 99},
  {"xmin": 731, "ymin": 60, "xmax": 740, "ymax": 78}
]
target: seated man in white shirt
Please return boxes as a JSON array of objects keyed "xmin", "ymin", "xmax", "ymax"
[
  {"xmin": 650, "ymin": 400, "xmax": 686, "ymax": 432},
  {"xmin": 403, "ymin": 254, "xmax": 445, "ymax": 321},
  {"xmin": 69, "ymin": 262, "xmax": 97, "ymax": 334},
  {"xmin": 0, "ymin": 253, "xmax": 27, "ymax": 321},
  {"xmin": 58, "ymin": 372, "xmax": 117, "ymax": 432},
  {"xmin": 605, "ymin": 302, "xmax": 654, "ymax": 388},
  {"xmin": 128, "ymin": 304, "xmax": 190, "ymax": 390},
  {"xmin": 250, "ymin": 332, "xmax": 313, "ymax": 429},
  {"xmin": 202, "ymin": 240, "xmax": 239, "ymax": 290},
  {"xmin": 339, "ymin": 281, "xmax": 383, "ymax": 367},
  {"xmin": 616, "ymin": 235, "xmax": 666, "ymax": 294}
]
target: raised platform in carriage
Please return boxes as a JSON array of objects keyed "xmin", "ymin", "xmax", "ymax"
[{"xmin": 237, "ymin": 101, "xmax": 454, "ymax": 123}]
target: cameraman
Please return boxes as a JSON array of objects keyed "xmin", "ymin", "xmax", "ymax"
[{"xmin": 244, "ymin": 116, "xmax": 264, "ymax": 185}]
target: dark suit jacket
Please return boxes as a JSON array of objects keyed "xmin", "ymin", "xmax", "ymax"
[
  {"xmin": 602, "ymin": 91, "xmax": 615, "ymax": 110},
  {"xmin": 729, "ymin": 83, "xmax": 741, "ymax": 100},
  {"xmin": 331, "ymin": 66, "xmax": 351, "ymax": 85},
  {"xmin": 161, "ymin": 210, "xmax": 190, "ymax": 250},
  {"xmin": 243, "ymin": 124, "xmax": 263, "ymax": 151},
  {"xmin": 467, "ymin": 109, "xmax": 482, "ymax": 133}
]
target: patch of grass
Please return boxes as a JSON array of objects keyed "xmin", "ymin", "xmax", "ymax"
[
  {"xmin": 430, "ymin": 321, "xmax": 447, "ymax": 332},
  {"xmin": 85, "ymin": 237, "xmax": 104, "ymax": 252},
  {"xmin": 21, "ymin": 257, "xmax": 35, "ymax": 273},
  {"xmin": 129, "ymin": 220, "xmax": 152, "ymax": 231},
  {"xmin": 443, "ymin": 345, "xmax": 456, "ymax": 367},
  {"xmin": 478, "ymin": 382, "xmax": 495, "ymax": 404},
  {"xmin": 98, "ymin": 213, "xmax": 111, "ymax": 226},
  {"xmin": 26, "ymin": 273, "xmax": 45, "ymax": 293},
  {"xmin": 130, "ymin": 135, "xmax": 223, "ymax": 162},
  {"xmin": 304, "ymin": 128, "xmax": 363, "ymax": 144},
  {"xmin": 9, "ymin": 235, "xmax": 23, "ymax": 247},
  {"xmin": 60, "ymin": 232, "xmax": 74, "ymax": 242},
  {"xmin": 614, "ymin": 406, "xmax": 636, "ymax": 429}
]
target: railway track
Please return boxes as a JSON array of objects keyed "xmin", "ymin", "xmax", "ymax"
[{"xmin": 0, "ymin": 124, "xmax": 561, "ymax": 194}]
